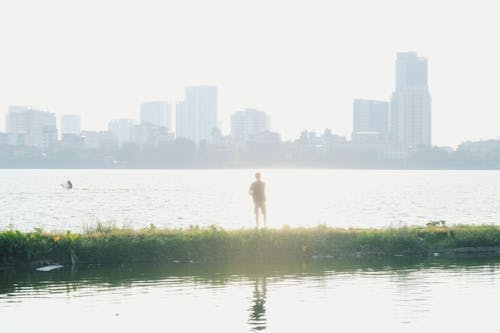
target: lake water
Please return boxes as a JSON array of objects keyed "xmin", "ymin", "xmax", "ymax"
[
  {"xmin": 2, "ymin": 258, "xmax": 500, "ymax": 332},
  {"xmin": 3, "ymin": 170, "xmax": 500, "ymax": 332},
  {"xmin": 1, "ymin": 169, "xmax": 500, "ymax": 231}
]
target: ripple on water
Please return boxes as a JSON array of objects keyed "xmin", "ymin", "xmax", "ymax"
[
  {"xmin": 2, "ymin": 261, "xmax": 500, "ymax": 331},
  {"xmin": 4, "ymin": 170, "xmax": 500, "ymax": 231}
]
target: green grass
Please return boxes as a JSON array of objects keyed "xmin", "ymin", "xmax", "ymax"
[{"xmin": 3, "ymin": 224, "xmax": 500, "ymax": 267}]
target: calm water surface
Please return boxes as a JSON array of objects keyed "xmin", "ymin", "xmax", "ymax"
[
  {"xmin": 1, "ymin": 169, "xmax": 500, "ymax": 231},
  {"xmin": 3, "ymin": 170, "xmax": 499, "ymax": 332},
  {"xmin": 2, "ymin": 258, "xmax": 500, "ymax": 332}
]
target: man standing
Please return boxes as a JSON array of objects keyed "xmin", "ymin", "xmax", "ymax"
[{"xmin": 249, "ymin": 172, "xmax": 266, "ymax": 229}]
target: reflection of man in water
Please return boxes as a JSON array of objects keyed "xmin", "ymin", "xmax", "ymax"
[
  {"xmin": 249, "ymin": 172, "xmax": 266, "ymax": 229},
  {"xmin": 248, "ymin": 277, "xmax": 267, "ymax": 331}
]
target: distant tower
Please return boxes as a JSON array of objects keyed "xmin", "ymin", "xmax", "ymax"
[
  {"xmin": 140, "ymin": 101, "xmax": 172, "ymax": 130},
  {"xmin": 175, "ymin": 86, "xmax": 218, "ymax": 144},
  {"xmin": 231, "ymin": 108, "xmax": 270, "ymax": 141},
  {"xmin": 390, "ymin": 52, "xmax": 432, "ymax": 148},
  {"xmin": 6, "ymin": 106, "xmax": 58, "ymax": 149},
  {"xmin": 61, "ymin": 115, "xmax": 81, "ymax": 136}
]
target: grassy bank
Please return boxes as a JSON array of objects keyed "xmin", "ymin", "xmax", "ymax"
[{"xmin": 3, "ymin": 224, "xmax": 500, "ymax": 268}]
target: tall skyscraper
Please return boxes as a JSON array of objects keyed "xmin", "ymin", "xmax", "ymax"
[
  {"xmin": 352, "ymin": 99, "xmax": 389, "ymax": 134},
  {"xmin": 6, "ymin": 106, "xmax": 57, "ymax": 149},
  {"xmin": 140, "ymin": 101, "xmax": 172, "ymax": 130},
  {"xmin": 390, "ymin": 52, "xmax": 432, "ymax": 147},
  {"xmin": 61, "ymin": 115, "xmax": 81, "ymax": 135},
  {"xmin": 231, "ymin": 108, "xmax": 270, "ymax": 141},
  {"xmin": 175, "ymin": 86, "xmax": 218, "ymax": 144}
]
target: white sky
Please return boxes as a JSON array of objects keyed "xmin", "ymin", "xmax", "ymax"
[{"xmin": 1, "ymin": 0, "xmax": 499, "ymax": 147}]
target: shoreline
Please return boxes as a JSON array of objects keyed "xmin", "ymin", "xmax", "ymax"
[{"xmin": 3, "ymin": 225, "xmax": 500, "ymax": 269}]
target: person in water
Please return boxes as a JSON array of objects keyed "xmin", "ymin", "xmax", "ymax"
[
  {"xmin": 249, "ymin": 172, "xmax": 266, "ymax": 229},
  {"xmin": 65, "ymin": 180, "xmax": 73, "ymax": 189}
]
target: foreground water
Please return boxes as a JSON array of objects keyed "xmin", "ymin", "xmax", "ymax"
[
  {"xmin": 2, "ymin": 258, "xmax": 500, "ymax": 332},
  {"xmin": 2, "ymin": 169, "xmax": 500, "ymax": 231}
]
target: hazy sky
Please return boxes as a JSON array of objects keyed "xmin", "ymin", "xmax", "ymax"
[{"xmin": 1, "ymin": 0, "xmax": 499, "ymax": 147}]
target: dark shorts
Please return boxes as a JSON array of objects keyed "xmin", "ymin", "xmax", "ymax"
[{"xmin": 254, "ymin": 201, "xmax": 266, "ymax": 214}]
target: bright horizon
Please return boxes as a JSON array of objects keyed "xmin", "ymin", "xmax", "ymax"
[{"xmin": 2, "ymin": 0, "xmax": 500, "ymax": 147}]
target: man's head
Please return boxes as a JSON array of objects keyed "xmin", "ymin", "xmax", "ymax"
[{"xmin": 255, "ymin": 172, "xmax": 261, "ymax": 180}]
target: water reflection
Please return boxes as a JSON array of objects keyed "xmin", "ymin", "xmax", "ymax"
[
  {"xmin": 248, "ymin": 277, "xmax": 267, "ymax": 331},
  {"xmin": 2, "ymin": 257, "xmax": 500, "ymax": 332}
]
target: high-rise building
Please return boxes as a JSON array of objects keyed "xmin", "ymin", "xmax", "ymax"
[
  {"xmin": 352, "ymin": 99, "xmax": 389, "ymax": 134},
  {"xmin": 108, "ymin": 119, "xmax": 135, "ymax": 145},
  {"xmin": 390, "ymin": 52, "xmax": 432, "ymax": 147},
  {"xmin": 6, "ymin": 106, "xmax": 57, "ymax": 149},
  {"xmin": 175, "ymin": 86, "xmax": 218, "ymax": 144},
  {"xmin": 140, "ymin": 101, "xmax": 172, "ymax": 130},
  {"xmin": 61, "ymin": 115, "xmax": 81, "ymax": 136},
  {"xmin": 230, "ymin": 108, "xmax": 270, "ymax": 141}
]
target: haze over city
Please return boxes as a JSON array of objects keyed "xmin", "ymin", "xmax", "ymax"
[
  {"xmin": 1, "ymin": 0, "xmax": 500, "ymax": 147},
  {"xmin": 6, "ymin": 2, "xmax": 500, "ymax": 332}
]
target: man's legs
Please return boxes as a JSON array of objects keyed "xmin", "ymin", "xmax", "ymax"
[
  {"xmin": 262, "ymin": 203, "xmax": 267, "ymax": 228},
  {"xmin": 254, "ymin": 204, "xmax": 259, "ymax": 229},
  {"xmin": 254, "ymin": 202, "xmax": 267, "ymax": 229}
]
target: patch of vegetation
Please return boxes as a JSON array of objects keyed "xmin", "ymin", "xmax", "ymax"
[{"xmin": 3, "ymin": 223, "xmax": 500, "ymax": 267}]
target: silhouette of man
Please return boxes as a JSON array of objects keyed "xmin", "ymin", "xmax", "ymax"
[{"xmin": 249, "ymin": 172, "xmax": 266, "ymax": 229}]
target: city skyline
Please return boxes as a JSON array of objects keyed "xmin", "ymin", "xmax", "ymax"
[
  {"xmin": 2, "ymin": 1, "xmax": 500, "ymax": 147},
  {"xmin": 0, "ymin": 58, "xmax": 497, "ymax": 147},
  {"xmin": 0, "ymin": 54, "xmax": 432, "ymax": 148},
  {"xmin": 0, "ymin": 51, "xmax": 433, "ymax": 147}
]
